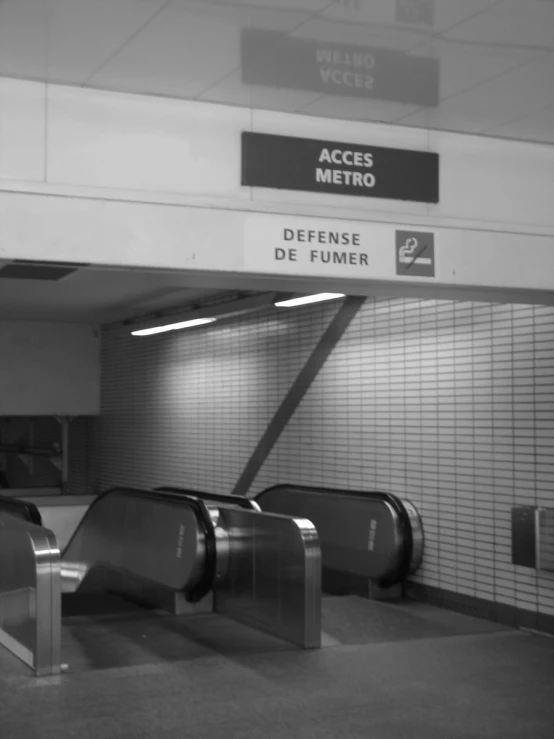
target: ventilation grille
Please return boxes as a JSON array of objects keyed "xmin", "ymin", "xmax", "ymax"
[{"xmin": 0, "ymin": 260, "xmax": 87, "ymax": 281}]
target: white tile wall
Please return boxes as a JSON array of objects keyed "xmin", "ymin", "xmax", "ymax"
[{"xmin": 97, "ymin": 296, "xmax": 554, "ymax": 619}]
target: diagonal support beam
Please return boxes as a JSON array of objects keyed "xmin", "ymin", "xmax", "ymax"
[{"xmin": 232, "ymin": 296, "xmax": 365, "ymax": 497}]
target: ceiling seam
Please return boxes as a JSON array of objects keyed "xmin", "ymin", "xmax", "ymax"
[
  {"xmin": 81, "ymin": 0, "xmax": 175, "ymax": 86},
  {"xmin": 482, "ymin": 100, "xmax": 554, "ymax": 136},
  {"xmin": 392, "ymin": 47, "xmax": 554, "ymax": 125},
  {"xmin": 194, "ymin": 0, "xmax": 337, "ymax": 100},
  {"xmin": 290, "ymin": 1, "xmax": 516, "ymax": 123},
  {"xmin": 407, "ymin": 0, "xmax": 506, "ymax": 53}
]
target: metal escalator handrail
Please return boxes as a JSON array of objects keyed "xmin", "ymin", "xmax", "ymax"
[
  {"xmin": 253, "ymin": 483, "xmax": 415, "ymax": 584},
  {"xmin": 143, "ymin": 486, "xmax": 218, "ymax": 602},
  {"xmin": 183, "ymin": 494, "xmax": 218, "ymax": 603},
  {"xmin": 155, "ymin": 486, "xmax": 260, "ymax": 511},
  {"xmin": 61, "ymin": 487, "xmax": 218, "ymax": 602},
  {"xmin": 0, "ymin": 495, "xmax": 43, "ymax": 527},
  {"xmin": 60, "ymin": 486, "xmax": 190, "ymax": 557}
]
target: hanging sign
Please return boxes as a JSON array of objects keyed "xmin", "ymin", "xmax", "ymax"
[{"xmin": 242, "ymin": 132, "xmax": 439, "ymax": 204}]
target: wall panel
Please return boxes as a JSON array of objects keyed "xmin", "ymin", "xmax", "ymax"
[
  {"xmin": 2, "ymin": 78, "xmax": 554, "ymax": 238},
  {"xmin": 0, "ymin": 78, "xmax": 45, "ymax": 183},
  {"xmin": 0, "ymin": 321, "xmax": 100, "ymax": 416}
]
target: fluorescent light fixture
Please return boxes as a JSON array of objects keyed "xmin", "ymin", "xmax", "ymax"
[
  {"xmin": 112, "ymin": 294, "xmax": 277, "ymax": 338},
  {"xmin": 274, "ymin": 293, "xmax": 345, "ymax": 308},
  {"xmin": 131, "ymin": 317, "xmax": 216, "ymax": 336}
]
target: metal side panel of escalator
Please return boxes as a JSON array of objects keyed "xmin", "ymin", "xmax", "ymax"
[
  {"xmin": 152, "ymin": 489, "xmax": 320, "ymax": 648},
  {"xmin": 254, "ymin": 484, "xmax": 424, "ymax": 590},
  {"xmin": 0, "ymin": 511, "xmax": 60, "ymax": 677},
  {"xmin": 0, "ymin": 487, "xmax": 217, "ymax": 677},
  {"xmin": 0, "ymin": 486, "xmax": 323, "ymax": 676},
  {"xmin": 210, "ymin": 503, "xmax": 321, "ymax": 649}
]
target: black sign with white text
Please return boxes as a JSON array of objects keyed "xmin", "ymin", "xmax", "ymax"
[
  {"xmin": 241, "ymin": 28, "xmax": 439, "ymax": 108},
  {"xmin": 242, "ymin": 132, "xmax": 439, "ymax": 204}
]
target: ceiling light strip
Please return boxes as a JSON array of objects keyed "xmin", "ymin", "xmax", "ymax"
[
  {"xmin": 274, "ymin": 293, "xmax": 346, "ymax": 308},
  {"xmin": 115, "ymin": 293, "xmax": 279, "ymax": 337},
  {"xmin": 131, "ymin": 317, "xmax": 216, "ymax": 337}
]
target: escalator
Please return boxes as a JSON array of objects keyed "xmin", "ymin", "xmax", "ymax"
[
  {"xmin": 253, "ymin": 484, "xmax": 423, "ymax": 589},
  {"xmin": 151, "ymin": 484, "xmax": 429, "ymax": 651},
  {"xmin": 0, "ymin": 481, "xmax": 425, "ymax": 678},
  {"xmin": 59, "ymin": 487, "xmax": 217, "ymax": 604},
  {"xmin": 0, "ymin": 486, "xmax": 321, "ymax": 676},
  {"xmin": 1, "ymin": 483, "xmax": 422, "ymax": 597},
  {"xmin": 172, "ymin": 483, "xmax": 424, "ymax": 590}
]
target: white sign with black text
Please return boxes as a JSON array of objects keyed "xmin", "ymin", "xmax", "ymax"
[{"xmin": 243, "ymin": 213, "xmax": 438, "ymax": 281}]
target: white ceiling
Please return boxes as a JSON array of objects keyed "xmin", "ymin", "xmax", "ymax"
[{"xmin": 0, "ymin": 0, "xmax": 553, "ymax": 144}]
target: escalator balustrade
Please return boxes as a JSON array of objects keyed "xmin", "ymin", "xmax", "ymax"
[{"xmin": 254, "ymin": 484, "xmax": 423, "ymax": 588}]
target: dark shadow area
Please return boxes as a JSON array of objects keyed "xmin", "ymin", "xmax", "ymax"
[{"xmin": 61, "ymin": 592, "xmax": 293, "ymax": 674}]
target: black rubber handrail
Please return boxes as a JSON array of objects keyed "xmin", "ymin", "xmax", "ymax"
[
  {"xmin": 62, "ymin": 487, "xmax": 218, "ymax": 603},
  {"xmin": 0, "ymin": 495, "xmax": 43, "ymax": 527},
  {"xmin": 155, "ymin": 486, "xmax": 259, "ymax": 511},
  {"xmin": 254, "ymin": 484, "xmax": 415, "ymax": 586}
]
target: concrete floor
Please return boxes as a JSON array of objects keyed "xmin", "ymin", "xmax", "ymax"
[{"xmin": 1, "ymin": 599, "xmax": 553, "ymax": 739}]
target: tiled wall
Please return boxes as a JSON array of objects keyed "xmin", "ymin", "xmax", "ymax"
[
  {"xmin": 95, "ymin": 303, "xmax": 338, "ymax": 494},
  {"xmin": 96, "ymin": 297, "xmax": 554, "ymax": 620}
]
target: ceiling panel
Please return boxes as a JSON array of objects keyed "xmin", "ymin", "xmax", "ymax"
[
  {"xmin": 0, "ymin": 0, "xmax": 48, "ymax": 80},
  {"xmin": 415, "ymin": 0, "xmax": 499, "ymax": 32},
  {"xmin": 320, "ymin": 0, "xmax": 498, "ymax": 32},
  {"xmin": 220, "ymin": 0, "xmax": 326, "ymax": 11},
  {"xmin": 200, "ymin": 70, "xmax": 323, "ymax": 112},
  {"xmin": 293, "ymin": 17, "xmax": 424, "ymax": 50},
  {"xmin": 490, "ymin": 102, "xmax": 554, "ymax": 141},
  {"xmin": 89, "ymin": 0, "xmax": 307, "ymax": 98},
  {"xmin": 411, "ymin": 39, "xmax": 544, "ymax": 100},
  {"xmin": 444, "ymin": 3, "xmax": 554, "ymax": 50},
  {"xmin": 0, "ymin": 0, "xmax": 553, "ymax": 146},
  {"xmin": 46, "ymin": 0, "xmax": 170, "ymax": 84},
  {"xmin": 398, "ymin": 52, "xmax": 554, "ymax": 135},
  {"xmin": 485, "ymin": 0, "xmax": 554, "ymax": 23}
]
